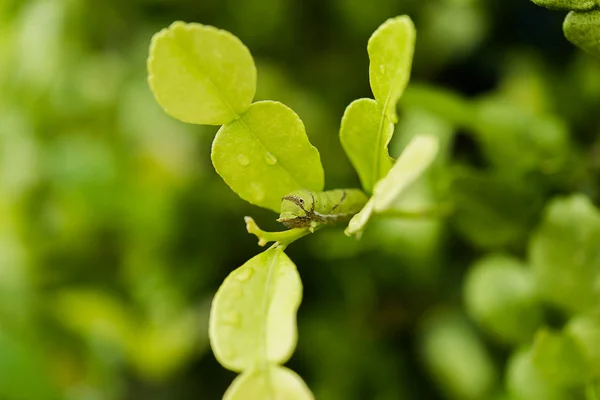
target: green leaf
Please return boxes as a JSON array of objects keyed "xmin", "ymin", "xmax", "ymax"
[
  {"xmin": 564, "ymin": 10, "xmax": 600, "ymax": 59},
  {"xmin": 530, "ymin": 328, "xmax": 589, "ymax": 387},
  {"xmin": 209, "ymin": 247, "xmax": 302, "ymax": 372},
  {"xmin": 148, "ymin": 21, "xmax": 256, "ymax": 125},
  {"xmin": 464, "ymin": 254, "xmax": 542, "ymax": 344},
  {"xmin": 532, "ymin": 0, "xmax": 597, "ymax": 11},
  {"xmin": 339, "ymin": 98, "xmax": 394, "ymax": 193},
  {"xmin": 419, "ymin": 310, "xmax": 497, "ymax": 400},
  {"xmin": 211, "ymin": 101, "xmax": 324, "ymax": 212},
  {"xmin": 368, "ymin": 15, "xmax": 416, "ymax": 123},
  {"xmin": 345, "ymin": 134, "xmax": 438, "ymax": 236},
  {"xmin": 224, "ymin": 365, "xmax": 314, "ymax": 400},
  {"xmin": 529, "ymin": 194, "xmax": 600, "ymax": 314},
  {"xmin": 372, "ymin": 134, "xmax": 439, "ymax": 212}
]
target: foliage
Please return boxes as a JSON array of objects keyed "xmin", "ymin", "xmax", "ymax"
[{"xmin": 1, "ymin": 0, "xmax": 600, "ymax": 399}]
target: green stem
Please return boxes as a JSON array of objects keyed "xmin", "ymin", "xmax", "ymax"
[{"xmin": 245, "ymin": 217, "xmax": 320, "ymax": 248}]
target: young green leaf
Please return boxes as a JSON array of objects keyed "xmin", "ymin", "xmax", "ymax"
[
  {"xmin": 532, "ymin": 0, "xmax": 597, "ymax": 10},
  {"xmin": 368, "ymin": 15, "xmax": 416, "ymax": 123},
  {"xmin": 372, "ymin": 134, "xmax": 439, "ymax": 212},
  {"xmin": 211, "ymin": 101, "xmax": 324, "ymax": 212},
  {"xmin": 339, "ymin": 98, "xmax": 394, "ymax": 193},
  {"xmin": 529, "ymin": 195, "xmax": 600, "ymax": 314},
  {"xmin": 463, "ymin": 254, "xmax": 542, "ymax": 344},
  {"xmin": 564, "ymin": 10, "xmax": 600, "ymax": 59},
  {"xmin": 148, "ymin": 21, "xmax": 256, "ymax": 125},
  {"xmin": 209, "ymin": 247, "xmax": 302, "ymax": 372},
  {"xmin": 224, "ymin": 366, "xmax": 314, "ymax": 400},
  {"xmin": 345, "ymin": 134, "xmax": 438, "ymax": 236}
]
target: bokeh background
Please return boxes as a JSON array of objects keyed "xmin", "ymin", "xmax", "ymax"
[{"xmin": 1, "ymin": 0, "xmax": 599, "ymax": 399}]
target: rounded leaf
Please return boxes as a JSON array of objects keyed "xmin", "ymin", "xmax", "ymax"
[
  {"xmin": 464, "ymin": 254, "xmax": 542, "ymax": 344},
  {"xmin": 224, "ymin": 366, "xmax": 314, "ymax": 400},
  {"xmin": 339, "ymin": 98, "xmax": 393, "ymax": 194},
  {"xmin": 368, "ymin": 15, "xmax": 416, "ymax": 123},
  {"xmin": 564, "ymin": 10, "xmax": 600, "ymax": 59},
  {"xmin": 212, "ymin": 101, "xmax": 324, "ymax": 212},
  {"xmin": 148, "ymin": 21, "xmax": 256, "ymax": 125},
  {"xmin": 209, "ymin": 248, "xmax": 302, "ymax": 372}
]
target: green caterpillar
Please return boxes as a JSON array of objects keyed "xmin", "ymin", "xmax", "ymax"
[{"xmin": 277, "ymin": 189, "xmax": 368, "ymax": 229}]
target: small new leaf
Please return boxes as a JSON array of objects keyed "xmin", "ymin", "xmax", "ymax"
[
  {"xmin": 368, "ymin": 15, "xmax": 416, "ymax": 123},
  {"xmin": 372, "ymin": 134, "xmax": 439, "ymax": 211},
  {"xmin": 345, "ymin": 134, "xmax": 438, "ymax": 236},
  {"xmin": 212, "ymin": 101, "xmax": 324, "ymax": 212},
  {"xmin": 224, "ymin": 365, "xmax": 315, "ymax": 400},
  {"xmin": 209, "ymin": 247, "xmax": 302, "ymax": 372},
  {"xmin": 148, "ymin": 21, "xmax": 256, "ymax": 125}
]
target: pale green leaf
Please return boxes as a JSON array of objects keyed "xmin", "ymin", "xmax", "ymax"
[
  {"xmin": 339, "ymin": 98, "xmax": 394, "ymax": 194},
  {"xmin": 345, "ymin": 134, "xmax": 438, "ymax": 236},
  {"xmin": 224, "ymin": 365, "xmax": 314, "ymax": 400},
  {"xmin": 148, "ymin": 21, "xmax": 256, "ymax": 125},
  {"xmin": 211, "ymin": 101, "xmax": 324, "ymax": 212},
  {"xmin": 564, "ymin": 10, "xmax": 600, "ymax": 59},
  {"xmin": 464, "ymin": 254, "xmax": 542, "ymax": 344},
  {"xmin": 529, "ymin": 194, "xmax": 600, "ymax": 314},
  {"xmin": 368, "ymin": 15, "xmax": 416, "ymax": 123},
  {"xmin": 373, "ymin": 134, "xmax": 439, "ymax": 212},
  {"xmin": 532, "ymin": 0, "xmax": 597, "ymax": 10},
  {"xmin": 344, "ymin": 197, "xmax": 375, "ymax": 236},
  {"xmin": 209, "ymin": 247, "xmax": 302, "ymax": 372}
]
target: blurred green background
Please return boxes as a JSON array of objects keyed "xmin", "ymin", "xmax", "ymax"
[{"xmin": 1, "ymin": 0, "xmax": 600, "ymax": 399}]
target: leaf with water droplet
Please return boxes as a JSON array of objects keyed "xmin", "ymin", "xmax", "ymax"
[
  {"xmin": 212, "ymin": 101, "xmax": 324, "ymax": 212},
  {"xmin": 209, "ymin": 247, "xmax": 302, "ymax": 371},
  {"xmin": 368, "ymin": 15, "xmax": 416, "ymax": 123},
  {"xmin": 224, "ymin": 365, "xmax": 314, "ymax": 400},
  {"xmin": 148, "ymin": 21, "xmax": 256, "ymax": 125}
]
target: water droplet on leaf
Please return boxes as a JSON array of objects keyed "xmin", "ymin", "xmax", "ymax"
[
  {"xmin": 235, "ymin": 267, "xmax": 254, "ymax": 282},
  {"xmin": 250, "ymin": 183, "xmax": 265, "ymax": 202},
  {"xmin": 237, "ymin": 154, "xmax": 250, "ymax": 166},
  {"xmin": 264, "ymin": 152, "xmax": 277, "ymax": 165},
  {"xmin": 221, "ymin": 311, "xmax": 241, "ymax": 326}
]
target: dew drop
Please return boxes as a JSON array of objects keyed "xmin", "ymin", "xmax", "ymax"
[
  {"xmin": 250, "ymin": 183, "xmax": 265, "ymax": 202},
  {"xmin": 221, "ymin": 311, "xmax": 241, "ymax": 326},
  {"xmin": 237, "ymin": 154, "xmax": 250, "ymax": 166},
  {"xmin": 235, "ymin": 267, "xmax": 254, "ymax": 282},
  {"xmin": 264, "ymin": 152, "xmax": 277, "ymax": 165}
]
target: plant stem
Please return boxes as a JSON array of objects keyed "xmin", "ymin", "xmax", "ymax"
[{"xmin": 245, "ymin": 216, "xmax": 320, "ymax": 247}]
